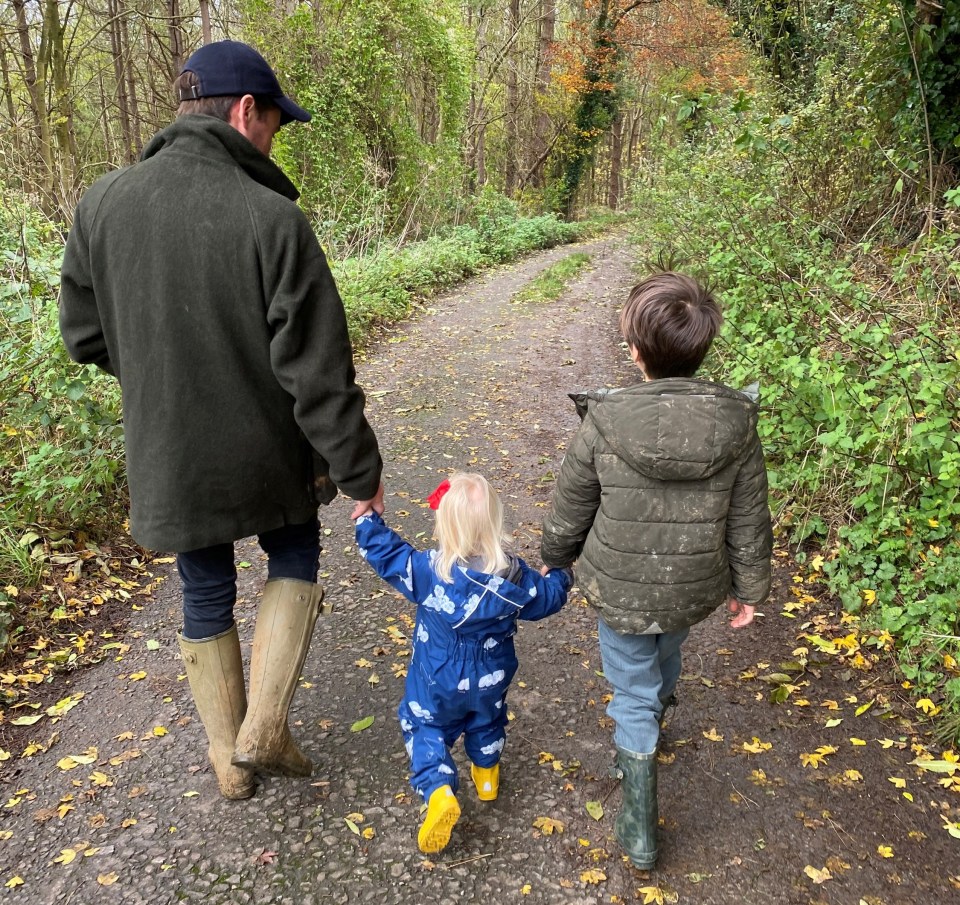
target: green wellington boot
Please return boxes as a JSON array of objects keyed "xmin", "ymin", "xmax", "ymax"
[
  {"xmin": 178, "ymin": 626, "xmax": 256, "ymax": 800},
  {"xmin": 231, "ymin": 579, "xmax": 324, "ymax": 776},
  {"xmin": 614, "ymin": 746, "xmax": 659, "ymax": 869}
]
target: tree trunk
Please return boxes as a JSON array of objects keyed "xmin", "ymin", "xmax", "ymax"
[
  {"xmin": 530, "ymin": 0, "xmax": 555, "ymax": 188},
  {"xmin": 167, "ymin": 0, "xmax": 186, "ymax": 75},
  {"xmin": 199, "ymin": 0, "xmax": 212, "ymax": 44},
  {"xmin": 607, "ymin": 108, "xmax": 623, "ymax": 208},
  {"xmin": 118, "ymin": 0, "xmax": 143, "ymax": 158},
  {"xmin": 108, "ymin": 0, "xmax": 135, "ymax": 162},
  {"xmin": 503, "ymin": 0, "xmax": 521, "ymax": 194},
  {"xmin": 0, "ymin": 43, "xmax": 19, "ymax": 151},
  {"xmin": 465, "ymin": 1, "xmax": 488, "ymax": 190},
  {"xmin": 46, "ymin": 1, "xmax": 79, "ymax": 184},
  {"xmin": 12, "ymin": 0, "xmax": 54, "ymax": 197}
]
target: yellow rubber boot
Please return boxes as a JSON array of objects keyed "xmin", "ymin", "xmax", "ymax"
[
  {"xmin": 470, "ymin": 763, "xmax": 499, "ymax": 801},
  {"xmin": 418, "ymin": 785, "xmax": 461, "ymax": 854}
]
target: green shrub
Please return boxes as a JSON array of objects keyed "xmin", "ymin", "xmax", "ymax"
[
  {"xmin": 335, "ymin": 193, "xmax": 591, "ymax": 340},
  {"xmin": 629, "ymin": 99, "xmax": 960, "ymax": 738}
]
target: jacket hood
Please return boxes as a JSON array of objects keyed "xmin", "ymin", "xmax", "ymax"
[
  {"xmin": 140, "ymin": 114, "xmax": 299, "ymax": 201},
  {"xmin": 579, "ymin": 378, "xmax": 760, "ymax": 481}
]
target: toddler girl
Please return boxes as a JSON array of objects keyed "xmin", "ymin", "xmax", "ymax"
[{"xmin": 354, "ymin": 472, "xmax": 571, "ymax": 853}]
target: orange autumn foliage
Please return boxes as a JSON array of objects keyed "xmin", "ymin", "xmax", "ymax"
[{"xmin": 553, "ymin": 0, "xmax": 752, "ymax": 101}]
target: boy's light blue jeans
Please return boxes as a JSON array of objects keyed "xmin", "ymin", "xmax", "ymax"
[{"xmin": 598, "ymin": 619, "xmax": 689, "ymax": 755}]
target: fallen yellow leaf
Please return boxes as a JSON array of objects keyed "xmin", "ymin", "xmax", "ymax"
[
  {"xmin": 803, "ymin": 864, "xmax": 832, "ymax": 884},
  {"xmin": 702, "ymin": 728, "xmax": 724, "ymax": 742},
  {"xmin": 533, "ymin": 816, "xmax": 565, "ymax": 835},
  {"xmin": 742, "ymin": 737, "xmax": 772, "ymax": 754},
  {"xmin": 97, "ymin": 872, "xmax": 119, "ymax": 886},
  {"xmin": 53, "ymin": 848, "xmax": 77, "ymax": 866},
  {"xmin": 5, "ymin": 877, "xmax": 24, "ymax": 888},
  {"xmin": 580, "ymin": 869, "xmax": 606, "ymax": 884},
  {"xmin": 877, "ymin": 845, "xmax": 894, "ymax": 858}
]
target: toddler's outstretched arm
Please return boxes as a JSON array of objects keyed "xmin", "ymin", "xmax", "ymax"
[
  {"xmin": 354, "ymin": 512, "xmax": 428, "ymax": 604},
  {"xmin": 518, "ymin": 564, "xmax": 573, "ymax": 621}
]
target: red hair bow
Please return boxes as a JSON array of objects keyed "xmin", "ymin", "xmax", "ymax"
[{"xmin": 427, "ymin": 479, "xmax": 451, "ymax": 510}]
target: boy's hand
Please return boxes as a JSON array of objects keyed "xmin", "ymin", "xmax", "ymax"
[
  {"xmin": 350, "ymin": 482, "xmax": 385, "ymax": 520},
  {"xmin": 727, "ymin": 597, "xmax": 755, "ymax": 629}
]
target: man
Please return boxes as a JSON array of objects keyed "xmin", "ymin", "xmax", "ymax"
[{"xmin": 59, "ymin": 41, "xmax": 384, "ymax": 800}]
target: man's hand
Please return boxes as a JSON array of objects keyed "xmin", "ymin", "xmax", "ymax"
[
  {"xmin": 350, "ymin": 482, "xmax": 385, "ymax": 520},
  {"xmin": 727, "ymin": 597, "xmax": 755, "ymax": 629}
]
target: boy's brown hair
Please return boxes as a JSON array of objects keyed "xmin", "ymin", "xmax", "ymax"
[{"xmin": 619, "ymin": 272, "xmax": 722, "ymax": 379}]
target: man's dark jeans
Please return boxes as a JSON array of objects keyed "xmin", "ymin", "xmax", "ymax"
[{"xmin": 177, "ymin": 518, "xmax": 320, "ymax": 640}]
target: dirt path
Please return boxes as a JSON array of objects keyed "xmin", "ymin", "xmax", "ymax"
[{"xmin": 2, "ymin": 234, "xmax": 957, "ymax": 905}]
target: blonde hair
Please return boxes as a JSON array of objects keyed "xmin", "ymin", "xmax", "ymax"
[{"xmin": 433, "ymin": 473, "xmax": 510, "ymax": 583}]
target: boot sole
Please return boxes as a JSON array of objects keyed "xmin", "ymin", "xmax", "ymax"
[{"xmin": 418, "ymin": 798, "xmax": 461, "ymax": 853}]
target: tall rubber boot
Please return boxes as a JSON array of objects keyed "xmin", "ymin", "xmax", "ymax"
[
  {"xmin": 614, "ymin": 746, "xmax": 658, "ymax": 869},
  {"xmin": 178, "ymin": 626, "xmax": 256, "ymax": 800},
  {"xmin": 231, "ymin": 579, "xmax": 323, "ymax": 776}
]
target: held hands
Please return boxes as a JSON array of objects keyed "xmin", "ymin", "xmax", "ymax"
[
  {"xmin": 350, "ymin": 482, "xmax": 386, "ymax": 520},
  {"xmin": 727, "ymin": 597, "xmax": 755, "ymax": 629}
]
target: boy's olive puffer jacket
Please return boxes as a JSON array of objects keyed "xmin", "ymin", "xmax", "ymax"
[{"xmin": 541, "ymin": 378, "xmax": 773, "ymax": 634}]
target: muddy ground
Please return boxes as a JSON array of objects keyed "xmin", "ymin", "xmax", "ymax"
[{"xmin": 1, "ymin": 234, "xmax": 958, "ymax": 904}]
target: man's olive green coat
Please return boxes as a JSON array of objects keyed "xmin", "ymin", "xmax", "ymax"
[
  {"xmin": 541, "ymin": 379, "xmax": 772, "ymax": 634},
  {"xmin": 59, "ymin": 115, "xmax": 381, "ymax": 552}
]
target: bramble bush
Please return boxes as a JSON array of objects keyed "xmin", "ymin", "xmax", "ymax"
[{"xmin": 630, "ymin": 93, "xmax": 960, "ymax": 738}]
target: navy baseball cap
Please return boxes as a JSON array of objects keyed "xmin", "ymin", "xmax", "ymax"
[{"xmin": 179, "ymin": 40, "xmax": 311, "ymax": 125}]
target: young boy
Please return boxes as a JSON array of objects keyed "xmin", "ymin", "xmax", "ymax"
[{"xmin": 540, "ymin": 271, "xmax": 773, "ymax": 870}]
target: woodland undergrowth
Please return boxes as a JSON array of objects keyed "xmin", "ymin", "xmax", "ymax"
[{"xmin": 631, "ymin": 89, "xmax": 960, "ymax": 740}]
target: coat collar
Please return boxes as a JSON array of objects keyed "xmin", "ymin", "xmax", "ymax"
[{"xmin": 139, "ymin": 114, "xmax": 300, "ymax": 202}]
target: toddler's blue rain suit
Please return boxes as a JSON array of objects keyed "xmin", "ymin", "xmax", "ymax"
[{"xmin": 356, "ymin": 513, "xmax": 571, "ymax": 799}]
